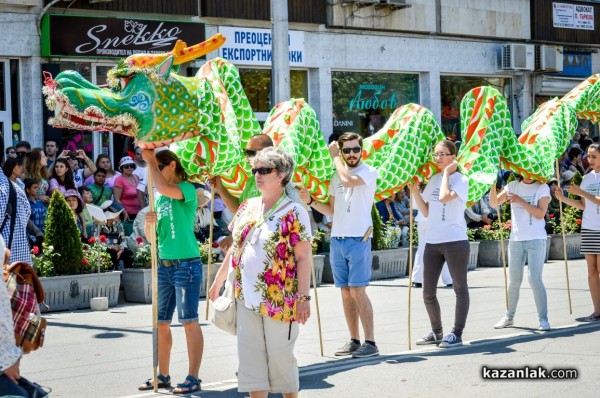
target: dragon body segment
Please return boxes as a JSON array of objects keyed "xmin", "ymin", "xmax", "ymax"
[{"xmin": 42, "ymin": 35, "xmax": 600, "ymax": 205}]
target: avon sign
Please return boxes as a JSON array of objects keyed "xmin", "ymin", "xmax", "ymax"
[{"xmin": 42, "ymin": 15, "xmax": 205, "ymax": 58}]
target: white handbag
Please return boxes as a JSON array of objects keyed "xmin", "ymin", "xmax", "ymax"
[{"xmin": 211, "ymin": 265, "xmax": 237, "ymax": 335}]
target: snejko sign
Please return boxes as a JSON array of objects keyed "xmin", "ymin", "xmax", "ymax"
[{"xmin": 41, "ymin": 15, "xmax": 205, "ymax": 58}]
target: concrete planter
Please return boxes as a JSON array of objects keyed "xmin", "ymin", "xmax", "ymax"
[
  {"xmin": 549, "ymin": 234, "xmax": 583, "ymax": 260},
  {"xmin": 311, "ymin": 254, "xmax": 325, "ymax": 287},
  {"xmin": 476, "ymin": 240, "xmax": 509, "ymax": 267},
  {"xmin": 201, "ymin": 262, "xmax": 222, "ymax": 298},
  {"xmin": 40, "ymin": 271, "xmax": 122, "ymax": 312},
  {"xmin": 468, "ymin": 241, "xmax": 480, "ymax": 271},
  {"xmin": 371, "ymin": 248, "xmax": 408, "ymax": 280},
  {"xmin": 122, "ymin": 268, "xmax": 152, "ymax": 304}
]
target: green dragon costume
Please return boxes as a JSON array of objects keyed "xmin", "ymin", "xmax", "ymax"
[{"xmin": 43, "ymin": 34, "xmax": 600, "ymax": 204}]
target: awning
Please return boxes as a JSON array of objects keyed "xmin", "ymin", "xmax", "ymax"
[{"xmin": 534, "ymin": 75, "xmax": 585, "ymax": 97}]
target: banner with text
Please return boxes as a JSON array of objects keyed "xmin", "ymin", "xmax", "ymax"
[
  {"xmin": 218, "ymin": 26, "xmax": 305, "ymax": 66},
  {"xmin": 552, "ymin": 2, "xmax": 595, "ymax": 30}
]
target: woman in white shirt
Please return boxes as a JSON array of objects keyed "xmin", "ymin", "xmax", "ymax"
[
  {"xmin": 411, "ymin": 140, "xmax": 470, "ymax": 348},
  {"xmin": 489, "ymin": 175, "xmax": 551, "ymax": 331},
  {"xmin": 555, "ymin": 142, "xmax": 600, "ymax": 322}
]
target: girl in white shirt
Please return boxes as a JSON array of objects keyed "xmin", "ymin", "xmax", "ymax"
[
  {"xmin": 411, "ymin": 140, "xmax": 470, "ymax": 348},
  {"xmin": 555, "ymin": 142, "xmax": 600, "ymax": 322},
  {"xmin": 489, "ymin": 176, "xmax": 551, "ymax": 330}
]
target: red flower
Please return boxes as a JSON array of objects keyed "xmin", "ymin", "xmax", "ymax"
[
  {"xmin": 99, "ymin": 235, "xmax": 107, "ymax": 243},
  {"xmin": 88, "ymin": 237, "xmax": 96, "ymax": 244},
  {"xmin": 136, "ymin": 237, "xmax": 143, "ymax": 244},
  {"xmin": 576, "ymin": 219, "xmax": 582, "ymax": 225},
  {"xmin": 32, "ymin": 246, "xmax": 39, "ymax": 255},
  {"xmin": 82, "ymin": 259, "xmax": 89, "ymax": 265},
  {"xmin": 212, "ymin": 242, "xmax": 219, "ymax": 248},
  {"xmin": 549, "ymin": 214, "xmax": 555, "ymax": 219}
]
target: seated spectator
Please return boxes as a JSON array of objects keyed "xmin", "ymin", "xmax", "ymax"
[
  {"xmin": 193, "ymin": 186, "xmax": 230, "ymax": 251},
  {"xmin": 49, "ymin": 158, "xmax": 76, "ymax": 195},
  {"xmin": 96, "ymin": 212, "xmax": 133, "ymax": 270},
  {"xmin": 567, "ymin": 146, "xmax": 586, "ymax": 175},
  {"xmin": 2, "ymin": 157, "xmax": 25, "ymax": 190},
  {"xmin": 78, "ymin": 186, "xmax": 95, "ymax": 238},
  {"xmin": 560, "ymin": 169, "xmax": 576, "ymax": 193},
  {"xmin": 84, "ymin": 154, "xmax": 120, "ymax": 188},
  {"xmin": 376, "ymin": 196, "xmax": 409, "ymax": 247},
  {"xmin": 464, "ymin": 198, "xmax": 493, "ymax": 229},
  {"xmin": 24, "ymin": 178, "xmax": 46, "ymax": 247},
  {"xmin": 88, "ymin": 168, "xmax": 113, "ymax": 205},
  {"xmin": 64, "ymin": 189, "xmax": 87, "ymax": 240}
]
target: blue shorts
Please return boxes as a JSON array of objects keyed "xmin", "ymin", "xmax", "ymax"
[
  {"xmin": 157, "ymin": 258, "xmax": 202, "ymax": 324},
  {"xmin": 330, "ymin": 237, "xmax": 372, "ymax": 287}
]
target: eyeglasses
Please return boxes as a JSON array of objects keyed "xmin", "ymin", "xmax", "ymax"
[
  {"xmin": 432, "ymin": 153, "xmax": 452, "ymax": 159},
  {"xmin": 158, "ymin": 163, "xmax": 168, "ymax": 171},
  {"xmin": 252, "ymin": 167, "xmax": 275, "ymax": 175},
  {"xmin": 122, "ymin": 164, "xmax": 135, "ymax": 169},
  {"xmin": 341, "ymin": 147, "xmax": 362, "ymax": 155},
  {"xmin": 16, "ymin": 152, "xmax": 26, "ymax": 157},
  {"xmin": 244, "ymin": 149, "xmax": 257, "ymax": 158}
]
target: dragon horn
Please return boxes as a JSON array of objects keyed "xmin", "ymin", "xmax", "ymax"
[{"xmin": 125, "ymin": 33, "xmax": 226, "ymax": 68}]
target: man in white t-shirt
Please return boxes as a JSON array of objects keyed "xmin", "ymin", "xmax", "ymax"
[
  {"xmin": 300, "ymin": 132, "xmax": 379, "ymax": 358},
  {"xmin": 132, "ymin": 146, "xmax": 148, "ymax": 197}
]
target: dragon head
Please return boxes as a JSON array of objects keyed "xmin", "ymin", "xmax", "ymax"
[{"xmin": 42, "ymin": 34, "xmax": 226, "ymax": 148}]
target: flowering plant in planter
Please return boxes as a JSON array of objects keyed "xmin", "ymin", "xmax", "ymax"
[
  {"xmin": 547, "ymin": 206, "xmax": 582, "ymax": 234},
  {"xmin": 82, "ymin": 235, "xmax": 113, "ymax": 273},
  {"xmin": 131, "ymin": 237, "xmax": 153, "ymax": 268},
  {"xmin": 475, "ymin": 220, "xmax": 511, "ymax": 240},
  {"xmin": 199, "ymin": 240, "xmax": 219, "ymax": 263},
  {"xmin": 31, "ymin": 243, "xmax": 61, "ymax": 277}
]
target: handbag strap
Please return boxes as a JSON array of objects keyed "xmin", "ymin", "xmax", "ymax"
[
  {"xmin": 94, "ymin": 186, "xmax": 105, "ymax": 205},
  {"xmin": 1, "ymin": 179, "xmax": 18, "ymax": 248}
]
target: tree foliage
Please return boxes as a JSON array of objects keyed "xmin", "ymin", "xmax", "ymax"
[{"xmin": 44, "ymin": 190, "xmax": 83, "ymax": 275}]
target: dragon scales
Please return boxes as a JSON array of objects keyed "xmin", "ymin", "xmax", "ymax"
[{"xmin": 43, "ymin": 35, "xmax": 600, "ymax": 204}]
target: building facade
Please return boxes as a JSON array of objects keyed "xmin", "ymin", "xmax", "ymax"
[{"xmin": 1, "ymin": 0, "xmax": 599, "ymax": 162}]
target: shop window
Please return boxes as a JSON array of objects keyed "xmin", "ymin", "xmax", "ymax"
[
  {"xmin": 440, "ymin": 75, "xmax": 512, "ymax": 141},
  {"xmin": 331, "ymin": 71, "xmax": 419, "ymax": 139},
  {"xmin": 239, "ymin": 69, "xmax": 308, "ymax": 118}
]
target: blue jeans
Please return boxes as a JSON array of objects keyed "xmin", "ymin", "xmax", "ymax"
[
  {"xmin": 507, "ymin": 239, "xmax": 548, "ymax": 322},
  {"xmin": 157, "ymin": 258, "xmax": 202, "ymax": 324},
  {"xmin": 330, "ymin": 237, "xmax": 372, "ymax": 287}
]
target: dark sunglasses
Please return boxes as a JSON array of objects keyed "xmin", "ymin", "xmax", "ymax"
[
  {"xmin": 158, "ymin": 163, "xmax": 168, "ymax": 171},
  {"xmin": 16, "ymin": 152, "xmax": 26, "ymax": 157},
  {"xmin": 341, "ymin": 146, "xmax": 362, "ymax": 154},
  {"xmin": 252, "ymin": 167, "xmax": 275, "ymax": 175},
  {"xmin": 244, "ymin": 149, "xmax": 257, "ymax": 158},
  {"xmin": 122, "ymin": 164, "xmax": 135, "ymax": 169},
  {"xmin": 7, "ymin": 150, "xmax": 16, "ymax": 154}
]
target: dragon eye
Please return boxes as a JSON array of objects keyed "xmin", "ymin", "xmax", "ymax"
[{"xmin": 119, "ymin": 75, "xmax": 134, "ymax": 90}]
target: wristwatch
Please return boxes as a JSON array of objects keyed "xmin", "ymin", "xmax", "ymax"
[{"xmin": 297, "ymin": 294, "xmax": 311, "ymax": 302}]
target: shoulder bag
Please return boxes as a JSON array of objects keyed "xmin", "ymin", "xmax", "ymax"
[{"xmin": 211, "ymin": 264, "xmax": 237, "ymax": 335}]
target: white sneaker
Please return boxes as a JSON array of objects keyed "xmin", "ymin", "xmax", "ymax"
[
  {"xmin": 538, "ymin": 320, "xmax": 551, "ymax": 331},
  {"xmin": 494, "ymin": 316, "xmax": 514, "ymax": 329}
]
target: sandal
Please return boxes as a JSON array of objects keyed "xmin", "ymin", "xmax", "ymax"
[
  {"xmin": 584, "ymin": 313, "xmax": 600, "ymax": 322},
  {"xmin": 173, "ymin": 375, "xmax": 201, "ymax": 395},
  {"xmin": 138, "ymin": 373, "xmax": 171, "ymax": 391}
]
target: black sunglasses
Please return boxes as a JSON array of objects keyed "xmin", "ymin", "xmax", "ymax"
[
  {"xmin": 16, "ymin": 152, "xmax": 26, "ymax": 157},
  {"xmin": 341, "ymin": 146, "xmax": 362, "ymax": 154},
  {"xmin": 158, "ymin": 163, "xmax": 168, "ymax": 171},
  {"xmin": 122, "ymin": 164, "xmax": 135, "ymax": 169},
  {"xmin": 252, "ymin": 167, "xmax": 275, "ymax": 175},
  {"xmin": 244, "ymin": 149, "xmax": 257, "ymax": 157}
]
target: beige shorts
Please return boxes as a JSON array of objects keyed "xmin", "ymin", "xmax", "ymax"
[{"xmin": 236, "ymin": 301, "xmax": 300, "ymax": 393}]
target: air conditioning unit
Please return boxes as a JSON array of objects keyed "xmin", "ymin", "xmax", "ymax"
[
  {"xmin": 501, "ymin": 44, "xmax": 535, "ymax": 71},
  {"xmin": 380, "ymin": 0, "xmax": 407, "ymax": 4},
  {"xmin": 535, "ymin": 45, "xmax": 564, "ymax": 72}
]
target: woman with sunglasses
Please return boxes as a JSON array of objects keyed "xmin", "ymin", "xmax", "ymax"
[
  {"xmin": 113, "ymin": 156, "xmax": 145, "ymax": 223},
  {"xmin": 138, "ymin": 149, "xmax": 203, "ymax": 394},
  {"xmin": 411, "ymin": 139, "xmax": 470, "ymax": 348},
  {"xmin": 209, "ymin": 147, "xmax": 313, "ymax": 397}
]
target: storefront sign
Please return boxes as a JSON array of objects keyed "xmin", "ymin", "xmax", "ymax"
[
  {"xmin": 557, "ymin": 51, "xmax": 592, "ymax": 77},
  {"xmin": 553, "ymin": 2, "xmax": 595, "ymax": 30},
  {"xmin": 218, "ymin": 27, "xmax": 305, "ymax": 66},
  {"xmin": 41, "ymin": 15, "xmax": 205, "ymax": 58},
  {"xmin": 349, "ymin": 84, "xmax": 398, "ymax": 112}
]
